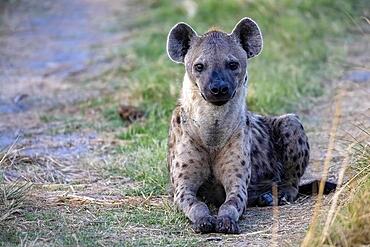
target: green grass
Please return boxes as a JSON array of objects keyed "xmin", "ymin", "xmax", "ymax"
[
  {"xmin": 1, "ymin": 203, "xmax": 202, "ymax": 246},
  {"xmin": 110, "ymin": 0, "xmax": 366, "ymax": 196}
]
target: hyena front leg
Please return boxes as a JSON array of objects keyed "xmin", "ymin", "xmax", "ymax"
[
  {"xmin": 213, "ymin": 131, "xmax": 251, "ymax": 234},
  {"xmin": 170, "ymin": 140, "xmax": 214, "ymax": 233}
]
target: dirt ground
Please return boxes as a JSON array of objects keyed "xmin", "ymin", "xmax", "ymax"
[{"xmin": 0, "ymin": 1, "xmax": 369, "ymax": 246}]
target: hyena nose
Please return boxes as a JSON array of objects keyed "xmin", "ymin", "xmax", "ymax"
[{"xmin": 209, "ymin": 82, "xmax": 229, "ymax": 96}]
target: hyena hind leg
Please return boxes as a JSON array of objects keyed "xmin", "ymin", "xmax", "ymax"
[{"xmin": 261, "ymin": 114, "xmax": 310, "ymax": 205}]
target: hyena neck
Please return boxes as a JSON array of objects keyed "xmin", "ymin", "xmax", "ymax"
[{"xmin": 180, "ymin": 73, "xmax": 247, "ymax": 148}]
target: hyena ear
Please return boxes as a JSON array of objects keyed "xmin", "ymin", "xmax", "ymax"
[
  {"xmin": 167, "ymin": 22, "xmax": 198, "ymax": 63},
  {"xmin": 230, "ymin": 17, "xmax": 263, "ymax": 59}
]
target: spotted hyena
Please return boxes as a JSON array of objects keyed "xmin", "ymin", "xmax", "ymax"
[{"xmin": 166, "ymin": 18, "xmax": 310, "ymax": 234}]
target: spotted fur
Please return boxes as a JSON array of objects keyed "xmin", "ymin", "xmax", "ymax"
[{"xmin": 166, "ymin": 18, "xmax": 309, "ymax": 234}]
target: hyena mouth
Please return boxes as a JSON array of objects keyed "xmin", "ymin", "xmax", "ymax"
[
  {"xmin": 200, "ymin": 92, "xmax": 229, "ymax": 106},
  {"xmin": 211, "ymin": 100, "xmax": 229, "ymax": 106}
]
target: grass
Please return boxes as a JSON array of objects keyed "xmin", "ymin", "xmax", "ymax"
[
  {"xmin": 1, "ymin": 202, "xmax": 201, "ymax": 246},
  {"xmin": 0, "ymin": 146, "xmax": 33, "ymax": 244},
  {"xmin": 110, "ymin": 0, "xmax": 366, "ymax": 196},
  {"xmin": 303, "ymin": 135, "xmax": 370, "ymax": 246}
]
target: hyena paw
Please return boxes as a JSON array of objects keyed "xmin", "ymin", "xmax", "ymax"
[
  {"xmin": 257, "ymin": 187, "xmax": 298, "ymax": 206},
  {"xmin": 279, "ymin": 186, "xmax": 298, "ymax": 204},
  {"xmin": 192, "ymin": 215, "xmax": 216, "ymax": 233},
  {"xmin": 215, "ymin": 216, "xmax": 240, "ymax": 234},
  {"xmin": 257, "ymin": 192, "xmax": 274, "ymax": 206}
]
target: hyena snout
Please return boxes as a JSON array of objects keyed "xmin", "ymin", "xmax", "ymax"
[
  {"xmin": 202, "ymin": 72, "xmax": 236, "ymax": 106},
  {"xmin": 209, "ymin": 80, "xmax": 230, "ymax": 96}
]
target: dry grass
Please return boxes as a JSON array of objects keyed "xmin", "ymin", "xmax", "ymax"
[
  {"xmin": 0, "ymin": 144, "xmax": 85, "ymax": 184},
  {"xmin": 303, "ymin": 130, "xmax": 370, "ymax": 246},
  {"xmin": 301, "ymin": 91, "xmax": 343, "ymax": 246},
  {"xmin": 323, "ymin": 141, "xmax": 370, "ymax": 246},
  {"xmin": 0, "ymin": 143, "xmax": 33, "ymax": 228}
]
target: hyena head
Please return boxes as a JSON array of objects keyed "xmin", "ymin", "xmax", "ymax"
[{"xmin": 167, "ymin": 18, "xmax": 263, "ymax": 106}]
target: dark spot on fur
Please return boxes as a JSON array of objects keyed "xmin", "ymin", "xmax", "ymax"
[
  {"xmin": 176, "ymin": 115, "xmax": 181, "ymax": 124},
  {"xmin": 234, "ymin": 168, "xmax": 239, "ymax": 173},
  {"xmin": 304, "ymin": 149, "xmax": 309, "ymax": 157},
  {"xmin": 298, "ymin": 137, "xmax": 303, "ymax": 145},
  {"xmin": 293, "ymin": 155, "xmax": 298, "ymax": 162},
  {"xmin": 241, "ymin": 187, "xmax": 247, "ymax": 195},
  {"xmin": 178, "ymin": 173, "xmax": 183, "ymax": 178},
  {"xmin": 175, "ymin": 162, "xmax": 180, "ymax": 168},
  {"xmin": 257, "ymin": 136, "xmax": 264, "ymax": 144},
  {"xmin": 189, "ymin": 201, "xmax": 194, "ymax": 207},
  {"xmin": 241, "ymin": 160, "xmax": 246, "ymax": 166},
  {"xmin": 284, "ymin": 154, "xmax": 288, "ymax": 161},
  {"xmin": 237, "ymin": 193, "xmax": 244, "ymax": 201},
  {"xmin": 285, "ymin": 132, "xmax": 290, "ymax": 138},
  {"xmin": 182, "ymin": 163, "xmax": 188, "ymax": 168},
  {"xmin": 251, "ymin": 146, "xmax": 260, "ymax": 157},
  {"xmin": 189, "ymin": 159, "xmax": 194, "ymax": 164},
  {"xmin": 246, "ymin": 117, "xmax": 250, "ymax": 126},
  {"xmin": 184, "ymin": 176, "xmax": 189, "ymax": 180},
  {"xmin": 236, "ymin": 173, "xmax": 243, "ymax": 179}
]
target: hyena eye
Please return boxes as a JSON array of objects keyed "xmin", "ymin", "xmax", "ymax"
[
  {"xmin": 194, "ymin": 63, "xmax": 204, "ymax": 72},
  {"xmin": 228, "ymin": 61, "xmax": 239, "ymax": 70}
]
